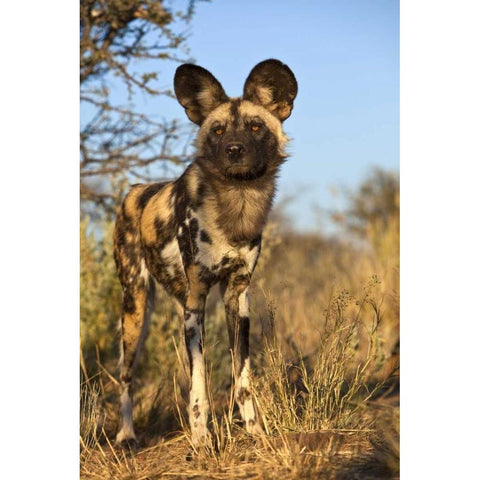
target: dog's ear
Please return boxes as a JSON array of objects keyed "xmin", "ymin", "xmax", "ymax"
[
  {"xmin": 174, "ymin": 64, "xmax": 229, "ymax": 125},
  {"xmin": 243, "ymin": 59, "xmax": 298, "ymax": 122}
]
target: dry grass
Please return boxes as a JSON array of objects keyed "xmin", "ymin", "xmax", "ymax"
[
  {"xmin": 80, "ymin": 283, "xmax": 399, "ymax": 479},
  {"xmin": 80, "ymin": 434, "xmax": 379, "ymax": 479},
  {"xmin": 80, "ymin": 408, "xmax": 397, "ymax": 480}
]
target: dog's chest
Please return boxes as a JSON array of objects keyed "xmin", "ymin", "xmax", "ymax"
[{"xmin": 157, "ymin": 210, "xmax": 259, "ymax": 283}]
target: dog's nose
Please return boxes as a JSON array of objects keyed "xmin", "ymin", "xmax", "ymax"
[{"xmin": 225, "ymin": 143, "xmax": 245, "ymax": 158}]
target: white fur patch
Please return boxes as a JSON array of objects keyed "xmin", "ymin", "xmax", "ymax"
[
  {"xmin": 161, "ymin": 239, "xmax": 182, "ymax": 276},
  {"xmin": 196, "ymin": 224, "xmax": 235, "ymax": 269},
  {"xmin": 186, "ymin": 311, "xmax": 210, "ymax": 445},
  {"xmin": 240, "ymin": 243, "xmax": 261, "ymax": 271},
  {"xmin": 139, "ymin": 258, "xmax": 150, "ymax": 283},
  {"xmin": 116, "ymin": 385, "xmax": 136, "ymax": 443},
  {"xmin": 238, "ymin": 289, "xmax": 249, "ymax": 317},
  {"xmin": 193, "ymin": 210, "xmax": 261, "ymax": 274},
  {"xmin": 235, "ymin": 358, "xmax": 261, "ymax": 433}
]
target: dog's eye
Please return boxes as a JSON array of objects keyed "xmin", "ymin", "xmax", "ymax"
[
  {"xmin": 251, "ymin": 124, "xmax": 262, "ymax": 132},
  {"xmin": 214, "ymin": 128, "xmax": 224, "ymax": 135}
]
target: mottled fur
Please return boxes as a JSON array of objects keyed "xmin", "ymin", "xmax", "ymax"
[{"xmin": 114, "ymin": 59, "xmax": 297, "ymax": 447}]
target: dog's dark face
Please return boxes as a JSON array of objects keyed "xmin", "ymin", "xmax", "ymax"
[{"xmin": 174, "ymin": 60, "xmax": 298, "ymax": 181}]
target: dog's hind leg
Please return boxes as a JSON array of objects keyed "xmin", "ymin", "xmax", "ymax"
[{"xmin": 116, "ymin": 261, "xmax": 155, "ymax": 446}]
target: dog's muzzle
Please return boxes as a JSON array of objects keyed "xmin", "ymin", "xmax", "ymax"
[{"xmin": 225, "ymin": 143, "xmax": 246, "ymax": 162}]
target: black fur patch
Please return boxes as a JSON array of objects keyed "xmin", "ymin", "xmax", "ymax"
[
  {"xmin": 195, "ymin": 182, "xmax": 206, "ymax": 208},
  {"xmin": 122, "ymin": 290, "xmax": 136, "ymax": 314},
  {"xmin": 237, "ymin": 387, "xmax": 251, "ymax": 405},
  {"xmin": 199, "ymin": 266, "xmax": 216, "ymax": 286},
  {"xmin": 238, "ymin": 316, "xmax": 250, "ymax": 370},
  {"xmin": 185, "ymin": 324, "xmax": 203, "ymax": 373},
  {"xmin": 229, "ymin": 98, "xmax": 241, "ymax": 128},
  {"xmin": 136, "ymin": 182, "xmax": 166, "ymax": 210},
  {"xmin": 187, "ymin": 218, "xmax": 200, "ymax": 254},
  {"xmin": 200, "ymin": 230, "xmax": 212, "ymax": 244},
  {"xmin": 249, "ymin": 234, "xmax": 262, "ymax": 249}
]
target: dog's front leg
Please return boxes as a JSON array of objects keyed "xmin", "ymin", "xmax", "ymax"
[
  {"xmin": 221, "ymin": 273, "xmax": 262, "ymax": 435},
  {"xmin": 184, "ymin": 265, "xmax": 211, "ymax": 447}
]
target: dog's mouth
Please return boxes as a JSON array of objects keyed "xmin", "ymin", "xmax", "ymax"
[
  {"xmin": 196, "ymin": 155, "xmax": 267, "ymax": 181},
  {"xmin": 224, "ymin": 164, "xmax": 264, "ymax": 181}
]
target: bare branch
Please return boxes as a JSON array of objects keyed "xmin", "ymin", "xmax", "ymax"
[{"xmin": 80, "ymin": 0, "xmax": 202, "ymax": 216}]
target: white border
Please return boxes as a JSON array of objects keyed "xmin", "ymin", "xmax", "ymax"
[
  {"xmin": 2, "ymin": 1, "xmax": 78, "ymax": 478},
  {"xmin": 401, "ymin": 0, "xmax": 480, "ymax": 477}
]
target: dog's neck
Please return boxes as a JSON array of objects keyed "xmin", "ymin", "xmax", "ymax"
[{"xmin": 184, "ymin": 162, "xmax": 277, "ymax": 244}]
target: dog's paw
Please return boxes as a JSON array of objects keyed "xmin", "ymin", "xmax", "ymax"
[{"xmin": 246, "ymin": 419, "xmax": 264, "ymax": 436}]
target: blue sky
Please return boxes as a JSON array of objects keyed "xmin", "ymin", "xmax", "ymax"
[{"xmin": 87, "ymin": 0, "xmax": 399, "ymax": 231}]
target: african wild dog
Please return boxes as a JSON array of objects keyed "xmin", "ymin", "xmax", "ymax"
[{"xmin": 113, "ymin": 59, "xmax": 297, "ymax": 448}]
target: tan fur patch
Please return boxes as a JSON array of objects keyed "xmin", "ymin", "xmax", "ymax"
[
  {"xmin": 255, "ymin": 85, "xmax": 273, "ymax": 105},
  {"xmin": 123, "ymin": 184, "xmax": 149, "ymax": 219},
  {"xmin": 233, "ymin": 189, "xmax": 270, "ymax": 239},
  {"xmin": 195, "ymin": 102, "xmax": 234, "ymax": 150},
  {"xmin": 237, "ymin": 101, "xmax": 287, "ymax": 148},
  {"xmin": 197, "ymin": 87, "xmax": 224, "ymax": 114},
  {"xmin": 140, "ymin": 183, "xmax": 174, "ymax": 245},
  {"xmin": 185, "ymin": 264, "xmax": 210, "ymax": 310},
  {"xmin": 186, "ymin": 164, "xmax": 201, "ymax": 202},
  {"xmin": 119, "ymin": 283, "xmax": 149, "ymax": 378}
]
